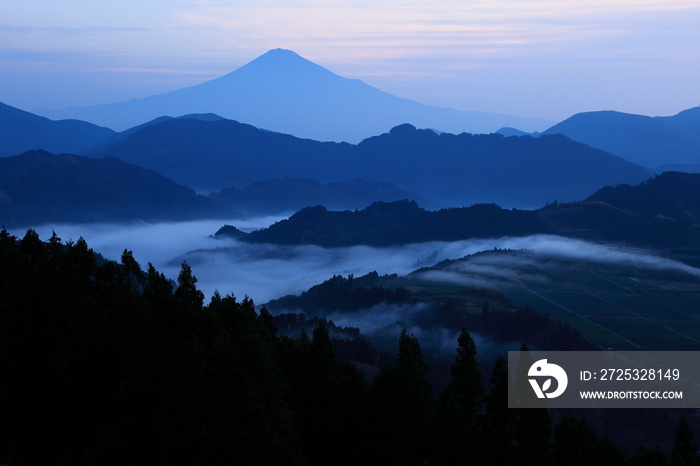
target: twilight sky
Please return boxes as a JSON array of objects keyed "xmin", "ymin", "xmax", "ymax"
[{"xmin": 1, "ymin": 0, "xmax": 699, "ymax": 122}]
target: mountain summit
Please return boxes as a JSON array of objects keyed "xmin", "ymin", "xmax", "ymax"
[
  {"xmin": 223, "ymin": 48, "xmax": 337, "ymax": 79},
  {"xmin": 36, "ymin": 49, "xmax": 549, "ymax": 142},
  {"xmin": 542, "ymin": 107, "xmax": 700, "ymax": 168}
]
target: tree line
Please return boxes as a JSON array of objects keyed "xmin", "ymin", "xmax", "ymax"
[{"xmin": 0, "ymin": 229, "xmax": 697, "ymax": 465}]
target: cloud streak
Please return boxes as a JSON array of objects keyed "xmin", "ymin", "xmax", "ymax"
[{"xmin": 499, "ymin": 235, "xmax": 700, "ymax": 277}]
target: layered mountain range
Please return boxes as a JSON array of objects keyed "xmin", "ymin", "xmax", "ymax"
[
  {"xmin": 1, "ymin": 48, "xmax": 699, "ymax": 226},
  {"xmin": 2, "ymin": 48, "xmax": 697, "ymax": 171},
  {"xmin": 0, "ymin": 150, "xmax": 225, "ymax": 226},
  {"xmin": 0, "ymin": 149, "xmax": 438, "ymax": 227},
  {"xmin": 0, "ymin": 102, "xmax": 115, "ymax": 157},
  {"xmin": 215, "ymin": 171, "xmax": 700, "ymax": 250},
  {"xmin": 3, "ymin": 95, "xmax": 654, "ymax": 211},
  {"xmin": 89, "ymin": 117, "xmax": 650, "ymax": 207}
]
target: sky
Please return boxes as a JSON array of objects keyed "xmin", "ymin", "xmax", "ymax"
[{"xmin": 1, "ymin": 0, "xmax": 699, "ymax": 122}]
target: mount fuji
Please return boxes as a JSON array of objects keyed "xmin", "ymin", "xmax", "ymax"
[{"xmin": 36, "ymin": 49, "xmax": 550, "ymax": 142}]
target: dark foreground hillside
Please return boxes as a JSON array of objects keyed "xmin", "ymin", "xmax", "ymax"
[{"xmin": 1, "ymin": 229, "xmax": 699, "ymax": 465}]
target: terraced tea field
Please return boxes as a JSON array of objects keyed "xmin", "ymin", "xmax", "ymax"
[{"xmin": 434, "ymin": 250, "xmax": 700, "ymax": 350}]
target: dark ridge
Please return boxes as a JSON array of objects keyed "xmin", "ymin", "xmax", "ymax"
[{"xmin": 0, "ymin": 150, "xmax": 229, "ymax": 227}]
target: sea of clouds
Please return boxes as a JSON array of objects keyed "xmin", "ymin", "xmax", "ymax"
[
  {"xmin": 10, "ymin": 219, "xmax": 700, "ymax": 306},
  {"xmin": 10, "ymin": 218, "xmax": 700, "ymax": 364}
]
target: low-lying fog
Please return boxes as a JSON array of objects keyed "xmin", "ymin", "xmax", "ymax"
[
  {"xmin": 10, "ymin": 218, "xmax": 700, "ymax": 307},
  {"xmin": 11, "ymin": 217, "xmax": 700, "ymax": 365}
]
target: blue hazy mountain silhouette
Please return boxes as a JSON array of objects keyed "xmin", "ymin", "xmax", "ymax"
[
  {"xmin": 0, "ymin": 150, "xmax": 227, "ymax": 226},
  {"xmin": 92, "ymin": 117, "xmax": 650, "ymax": 208},
  {"xmin": 92, "ymin": 113, "xmax": 226, "ymax": 149},
  {"xmin": 0, "ymin": 101, "xmax": 115, "ymax": 157},
  {"xmin": 495, "ymin": 127, "xmax": 532, "ymax": 137},
  {"xmin": 543, "ymin": 107, "xmax": 700, "ymax": 168},
  {"xmin": 211, "ymin": 178, "xmax": 433, "ymax": 215},
  {"xmin": 36, "ymin": 49, "xmax": 550, "ymax": 142}
]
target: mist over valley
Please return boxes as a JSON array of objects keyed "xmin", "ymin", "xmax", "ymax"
[{"xmin": 8, "ymin": 215, "xmax": 700, "ymax": 351}]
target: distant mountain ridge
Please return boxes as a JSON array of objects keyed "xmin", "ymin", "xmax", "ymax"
[
  {"xmin": 92, "ymin": 117, "xmax": 650, "ymax": 208},
  {"xmin": 0, "ymin": 150, "xmax": 227, "ymax": 227},
  {"xmin": 543, "ymin": 107, "xmax": 700, "ymax": 168},
  {"xmin": 93, "ymin": 113, "xmax": 226, "ymax": 150},
  {"xmin": 0, "ymin": 102, "xmax": 115, "ymax": 157},
  {"xmin": 91, "ymin": 117, "xmax": 352, "ymax": 191},
  {"xmin": 211, "ymin": 178, "xmax": 433, "ymax": 215},
  {"xmin": 1, "ymin": 100, "xmax": 655, "ymax": 212},
  {"xmin": 36, "ymin": 48, "xmax": 550, "ymax": 142},
  {"xmin": 0, "ymin": 148, "xmax": 429, "ymax": 226},
  {"xmin": 214, "ymin": 172, "xmax": 700, "ymax": 249}
]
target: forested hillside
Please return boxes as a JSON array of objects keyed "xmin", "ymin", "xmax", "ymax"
[
  {"xmin": 1, "ymin": 229, "xmax": 698, "ymax": 465},
  {"xmin": 213, "ymin": 172, "xmax": 700, "ymax": 250},
  {"xmin": 0, "ymin": 150, "xmax": 227, "ymax": 226},
  {"xmin": 217, "ymin": 201, "xmax": 549, "ymax": 247}
]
